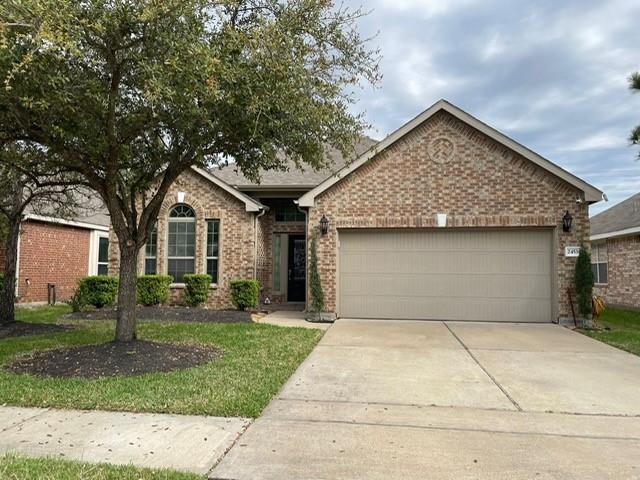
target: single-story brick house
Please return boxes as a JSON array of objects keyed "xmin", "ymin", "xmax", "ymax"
[
  {"xmin": 108, "ymin": 99, "xmax": 603, "ymax": 323},
  {"xmin": 591, "ymin": 192, "xmax": 640, "ymax": 309},
  {"xmin": 0, "ymin": 209, "xmax": 110, "ymax": 303}
]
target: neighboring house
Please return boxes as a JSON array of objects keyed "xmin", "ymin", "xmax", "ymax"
[
  {"xmin": 590, "ymin": 192, "xmax": 640, "ymax": 309},
  {"xmin": 109, "ymin": 99, "xmax": 603, "ymax": 323},
  {"xmin": 0, "ymin": 208, "xmax": 110, "ymax": 303}
]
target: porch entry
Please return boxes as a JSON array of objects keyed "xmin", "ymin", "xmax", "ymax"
[{"xmin": 273, "ymin": 234, "xmax": 306, "ymax": 302}]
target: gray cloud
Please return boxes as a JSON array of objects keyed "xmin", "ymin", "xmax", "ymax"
[{"xmin": 345, "ymin": 0, "xmax": 640, "ymax": 214}]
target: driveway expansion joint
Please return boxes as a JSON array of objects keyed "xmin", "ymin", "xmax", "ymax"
[{"xmin": 444, "ymin": 322, "xmax": 523, "ymax": 411}]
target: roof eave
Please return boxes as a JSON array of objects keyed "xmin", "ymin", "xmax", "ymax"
[{"xmin": 590, "ymin": 225, "xmax": 640, "ymax": 241}]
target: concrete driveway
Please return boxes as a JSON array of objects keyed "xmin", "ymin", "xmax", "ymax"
[{"xmin": 213, "ymin": 320, "xmax": 640, "ymax": 480}]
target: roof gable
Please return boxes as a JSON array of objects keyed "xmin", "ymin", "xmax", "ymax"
[
  {"xmin": 190, "ymin": 166, "xmax": 265, "ymax": 212},
  {"xmin": 297, "ymin": 99, "xmax": 603, "ymax": 207}
]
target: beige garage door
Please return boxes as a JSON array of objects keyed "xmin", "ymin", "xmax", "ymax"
[{"xmin": 338, "ymin": 229, "xmax": 553, "ymax": 322}]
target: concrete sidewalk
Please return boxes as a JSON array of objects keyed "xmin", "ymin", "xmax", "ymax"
[{"xmin": 0, "ymin": 406, "xmax": 250, "ymax": 475}]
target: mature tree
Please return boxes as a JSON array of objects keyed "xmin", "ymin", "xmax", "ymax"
[
  {"xmin": 0, "ymin": 143, "xmax": 80, "ymax": 325},
  {"xmin": 0, "ymin": 0, "xmax": 379, "ymax": 341},
  {"xmin": 630, "ymin": 72, "xmax": 640, "ymax": 160}
]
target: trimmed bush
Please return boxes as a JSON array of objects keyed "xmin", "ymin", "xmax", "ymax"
[
  {"xmin": 137, "ymin": 275, "xmax": 172, "ymax": 306},
  {"xmin": 575, "ymin": 245, "xmax": 594, "ymax": 316},
  {"xmin": 183, "ymin": 274, "xmax": 211, "ymax": 307},
  {"xmin": 230, "ymin": 279, "xmax": 261, "ymax": 311},
  {"xmin": 308, "ymin": 234, "xmax": 325, "ymax": 313},
  {"xmin": 78, "ymin": 276, "xmax": 119, "ymax": 309},
  {"xmin": 0, "ymin": 273, "xmax": 4, "ymax": 290}
]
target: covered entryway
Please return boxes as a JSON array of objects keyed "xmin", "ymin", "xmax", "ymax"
[{"xmin": 338, "ymin": 229, "xmax": 554, "ymax": 322}]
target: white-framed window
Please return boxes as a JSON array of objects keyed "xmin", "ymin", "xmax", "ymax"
[
  {"xmin": 89, "ymin": 231, "xmax": 110, "ymax": 276},
  {"xmin": 206, "ymin": 219, "xmax": 220, "ymax": 284},
  {"xmin": 145, "ymin": 223, "xmax": 158, "ymax": 275},
  {"xmin": 167, "ymin": 204, "xmax": 196, "ymax": 283},
  {"xmin": 591, "ymin": 242, "xmax": 608, "ymax": 284},
  {"xmin": 97, "ymin": 235, "xmax": 109, "ymax": 275}
]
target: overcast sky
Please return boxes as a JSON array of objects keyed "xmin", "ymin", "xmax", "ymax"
[{"xmin": 346, "ymin": 0, "xmax": 640, "ymax": 215}]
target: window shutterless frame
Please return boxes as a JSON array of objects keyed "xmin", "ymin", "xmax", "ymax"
[
  {"xmin": 167, "ymin": 205, "xmax": 196, "ymax": 283},
  {"xmin": 145, "ymin": 222, "xmax": 158, "ymax": 275},
  {"xmin": 206, "ymin": 219, "xmax": 220, "ymax": 284},
  {"xmin": 591, "ymin": 242, "xmax": 608, "ymax": 285}
]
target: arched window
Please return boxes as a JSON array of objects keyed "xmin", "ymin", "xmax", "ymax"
[{"xmin": 167, "ymin": 204, "xmax": 196, "ymax": 283}]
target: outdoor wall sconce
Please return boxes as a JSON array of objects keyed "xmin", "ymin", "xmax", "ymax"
[
  {"xmin": 562, "ymin": 210, "xmax": 573, "ymax": 233},
  {"xmin": 319, "ymin": 215, "xmax": 329, "ymax": 235}
]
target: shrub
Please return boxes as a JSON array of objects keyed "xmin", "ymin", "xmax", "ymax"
[
  {"xmin": 66, "ymin": 285, "xmax": 88, "ymax": 313},
  {"xmin": 137, "ymin": 275, "xmax": 172, "ymax": 306},
  {"xmin": 78, "ymin": 276, "xmax": 119, "ymax": 309},
  {"xmin": 0, "ymin": 273, "xmax": 4, "ymax": 290},
  {"xmin": 183, "ymin": 274, "xmax": 211, "ymax": 307},
  {"xmin": 575, "ymin": 245, "xmax": 594, "ymax": 316},
  {"xmin": 230, "ymin": 279, "xmax": 261, "ymax": 311},
  {"xmin": 308, "ymin": 234, "xmax": 325, "ymax": 313}
]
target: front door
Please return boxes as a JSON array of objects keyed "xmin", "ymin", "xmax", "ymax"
[{"xmin": 287, "ymin": 235, "xmax": 306, "ymax": 302}]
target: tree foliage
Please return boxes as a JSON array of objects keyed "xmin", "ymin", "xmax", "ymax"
[
  {"xmin": 0, "ymin": 0, "xmax": 379, "ymax": 340},
  {"xmin": 630, "ymin": 72, "xmax": 640, "ymax": 160}
]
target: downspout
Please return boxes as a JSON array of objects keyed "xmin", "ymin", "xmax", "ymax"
[
  {"xmin": 253, "ymin": 207, "xmax": 267, "ymax": 279},
  {"xmin": 15, "ymin": 223, "xmax": 21, "ymax": 299},
  {"xmin": 294, "ymin": 201, "xmax": 309, "ymax": 309}
]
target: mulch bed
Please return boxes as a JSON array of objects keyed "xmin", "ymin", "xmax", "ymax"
[
  {"xmin": 0, "ymin": 321, "xmax": 75, "ymax": 339},
  {"xmin": 6, "ymin": 340, "xmax": 222, "ymax": 378},
  {"xmin": 64, "ymin": 306, "xmax": 252, "ymax": 323}
]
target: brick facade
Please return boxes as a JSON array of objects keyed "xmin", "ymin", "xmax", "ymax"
[
  {"xmin": 307, "ymin": 111, "xmax": 590, "ymax": 320},
  {"xmin": 17, "ymin": 220, "xmax": 92, "ymax": 302},
  {"xmin": 593, "ymin": 235, "xmax": 640, "ymax": 309},
  {"xmin": 108, "ymin": 169, "xmax": 257, "ymax": 309}
]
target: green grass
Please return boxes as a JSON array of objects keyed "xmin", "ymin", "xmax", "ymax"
[
  {"xmin": 1, "ymin": 306, "xmax": 322, "ymax": 417},
  {"xmin": 0, "ymin": 454, "xmax": 202, "ymax": 480},
  {"xmin": 580, "ymin": 308, "xmax": 640, "ymax": 356}
]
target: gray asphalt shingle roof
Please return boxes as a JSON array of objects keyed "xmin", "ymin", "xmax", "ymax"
[
  {"xmin": 211, "ymin": 137, "xmax": 379, "ymax": 188},
  {"xmin": 591, "ymin": 192, "xmax": 640, "ymax": 236}
]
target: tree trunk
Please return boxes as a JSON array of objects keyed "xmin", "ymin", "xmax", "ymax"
[
  {"xmin": 0, "ymin": 217, "xmax": 21, "ymax": 325},
  {"xmin": 115, "ymin": 241, "xmax": 139, "ymax": 342}
]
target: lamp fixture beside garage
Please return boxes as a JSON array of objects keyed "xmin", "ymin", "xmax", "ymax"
[{"xmin": 562, "ymin": 211, "xmax": 573, "ymax": 233}]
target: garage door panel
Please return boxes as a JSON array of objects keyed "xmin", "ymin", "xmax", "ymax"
[
  {"xmin": 338, "ymin": 229, "xmax": 553, "ymax": 322},
  {"xmin": 340, "ymin": 272, "xmax": 551, "ymax": 299},
  {"xmin": 340, "ymin": 251, "xmax": 550, "ymax": 275},
  {"xmin": 340, "ymin": 295, "xmax": 552, "ymax": 322}
]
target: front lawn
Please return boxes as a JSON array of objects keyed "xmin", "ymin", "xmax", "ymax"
[
  {"xmin": 0, "ymin": 454, "xmax": 202, "ymax": 480},
  {"xmin": 0, "ymin": 306, "xmax": 322, "ymax": 417},
  {"xmin": 580, "ymin": 307, "xmax": 640, "ymax": 356}
]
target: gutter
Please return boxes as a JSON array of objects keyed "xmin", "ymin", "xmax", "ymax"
[{"xmin": 590, "ymin": 225, "xmax": 640, "ymax": 241}]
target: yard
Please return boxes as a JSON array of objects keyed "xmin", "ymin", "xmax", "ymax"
[
  {"xmin": 0, "ymin": 306, "xmax": 322, "ymax": 417},
  {"xmin": 0, "ymin": 454, "xmax": 201, "ymax": 480},
  {"xmin": 580, "ymin": 307, "xmax": 640, "ymax": 356}
]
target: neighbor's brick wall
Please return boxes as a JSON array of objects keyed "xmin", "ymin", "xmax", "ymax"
[
  {"xmin": 593, "ymin": 235, "xmax": 640, "ymax": 309},
  {"xmin": 309, "ymin": 110, "xmax": 590, "ymax": 320},
  {"xmin": 108, "ymin": 169, "xmax": 256, "ymax": 309},
  {"xmin": 17, "ymin": 220, "xmax": 91, "ymax": 302},
  {"xmin": 255, "ymin": 206, "xmax": 305, "ymax": 303}
]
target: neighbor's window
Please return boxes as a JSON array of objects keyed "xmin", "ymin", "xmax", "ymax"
[
  {"xmin": 145, "ymin": 223, "xmax": 158, "ymax": 275},
  {"xmin": 97, "ymin": 236, "xmax": 109, "ymax": 275},
  {"xmin": 206, "ymin": 219, "xmax": 220, "ymax": 284},
  {"xmin": 591, "ymin": 243, "xmax": 608, "ymax": 284},
  {"xmin": 167, "ymin": 205, "xmax": 196, "ymax": 283},
  {"xmin": 275, "ymin": 203, "xmax": 305, "ymax": 223}
]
